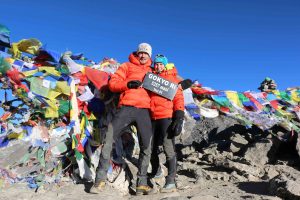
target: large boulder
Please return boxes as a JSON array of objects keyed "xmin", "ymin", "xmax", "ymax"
[
  {"xmin": 243, "ymin": 138, "xmax": 280, "ymax": 166},
  {"xmin": 180, "ymin": 116, "xmax": 240, "ymax": 147}
]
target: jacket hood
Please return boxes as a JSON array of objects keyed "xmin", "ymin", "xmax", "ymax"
[{"xmin": 129, "ymin": 52, "xmax": 152, "ymax": 67}]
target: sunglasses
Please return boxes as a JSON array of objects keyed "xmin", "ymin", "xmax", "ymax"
[{"xmin": 155, "ymin": 54, "xmax": 165, "ymax": 58}]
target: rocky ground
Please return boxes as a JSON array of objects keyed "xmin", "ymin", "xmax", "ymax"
[
  {"xmin": 1, "ymin": 115, "xmax": 300, "ymax": 200},
  {"xmin": 0, "ymin": 179, "xmax": 282, "ymax": 200}
]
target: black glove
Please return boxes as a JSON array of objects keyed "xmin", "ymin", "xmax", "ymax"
[
  {"xmin": 171, "ymin": 110, "xmax": 185, "ymax": 137},
  {"xmin": 179, "ymin": 79, "xmax": 193, "ymax": 90},
  {"xmin": 127, "ymin": 80, "xmax": 142, "ymax": 89}
]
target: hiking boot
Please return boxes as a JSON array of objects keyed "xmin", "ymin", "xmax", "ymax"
[
  {"xmin": 89, "ymin": 181, "xmax": 106, "ymax": 194},
  {"xmin": 160, "ymin": 183, "xmax": 177, "ymax": 193},
  {"xmin": 136, "ymin": 185, "xmax": 154, "ymax": 195}
]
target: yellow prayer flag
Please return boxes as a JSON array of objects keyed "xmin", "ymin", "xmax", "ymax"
[
  {"xmin": 7, "ymin": 132, "xmax": 24, "ymax": 139},
  {"xmin": 10, "ymin": 39, "xmax": 42, "ymax": 58},
  {"xmin": 10, "ymin": 43, "xmax": 22, "ymax": 58},
  {"xmin": 44, "ymin": 99, "xmax": 59, "ymax": 118},
  {"xmin": 272, "ymin": 90, "xmax": 281, "ymax": 98},
  {"xmin": 45, "ymin": 107, "xmax": 59, "ymax": 118},
  {"xmin": 72, "ymin": 136, "xmax": 76, "ymax": 149},
  {"xmin": 38, "ymin": 66, "xmax": 61, "ymax": 76},
  {"xmin": 22, "ymin": 69, "xmax": 38, "ymax": 77},
  {"xmin": 226, "ymin": 91, "xmax": 243, "ymax": 107},
  {"xmin": 16, "ymin": 39, "xmax": 41, "ymax": 55},
  {"xmin": 88, "ymin": 113, "xmax": 97, "ymax": 120},
  {"xmin": 80, "ymin": 117, "xmax": 87, "ymax": 141},
  {"xmin": 291, "ymin": 91, "xmax": 300, "ymax": 103},
  {"xmin": 48, "ymin": 90, "xmax": 62, "ymax": 100},
  {"xmin": 55, "ymin": 81, "xmax": 71, "ymax": 96}
]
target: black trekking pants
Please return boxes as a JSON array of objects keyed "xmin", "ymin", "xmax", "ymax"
[
  {"xmin": 150, "ymin": 118, "xmax": 177, "ymax": 184},
  {"xmin": 112, "ymin": 106, "xmax": 153, "ymax": 186}
]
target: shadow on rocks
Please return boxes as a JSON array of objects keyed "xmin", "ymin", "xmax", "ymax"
[{"xmin": 237, "ymin": 181, "xmax": 270, "ymax": 196}]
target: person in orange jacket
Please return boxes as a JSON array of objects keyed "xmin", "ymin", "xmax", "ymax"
[
  {"xmin": 92, "ymin": 43, "xmax": 154, "ymax": 195},
  {"xmin": 150, "ymin": 54, "xmax": 185, "ymax": 193}
]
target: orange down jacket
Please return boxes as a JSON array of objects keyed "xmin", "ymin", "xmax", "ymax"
[
  {"xmin": 108, "ymin": 52, "xmax": 152, "ymax": 108},
  {"xmin": 150, "ymin": 66, "xmax": 185, "ymax": 120}
]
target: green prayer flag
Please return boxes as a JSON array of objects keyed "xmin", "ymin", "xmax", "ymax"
[
  {"xmin": 279, "ymin": 91, "xmax": 291, "ymax": 101},
  {"xmin": 58, "ymin": 100, "xmax": 71, "ymax": 116},
  {"xmin": 238, "ymin": 93, "xmax": 250, "ymax": 103},
  {"xmin": 0, "ymin": 57, "xmax": 11, "ymax": 74}
]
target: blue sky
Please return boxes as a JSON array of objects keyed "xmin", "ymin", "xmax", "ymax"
[{"xmin": 1, "ymin": 0, "xmax": 299, "ymax": 92}]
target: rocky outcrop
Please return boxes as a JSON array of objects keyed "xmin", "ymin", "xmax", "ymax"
[
  {"xmin": 1, "ymin": 115, "xmax": 299, "ymax": 199},
  {"xmin": 176, "ymin": 116, "xmax": 300, "ymax": 198},
  {"xmin": 269, "ymin": 166, "xmax": 300, "ymax": 200}
]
